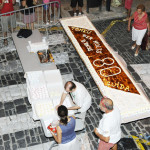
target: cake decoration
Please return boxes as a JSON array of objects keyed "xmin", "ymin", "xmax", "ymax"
[{"xmin": 69, "ymin": 26, "xmax": 139, "ymax": 94}]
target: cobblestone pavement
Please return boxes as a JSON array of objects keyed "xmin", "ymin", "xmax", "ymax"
[{"xmin": 0, "ymin": 16, "xmax": 150, "ymax": 150}]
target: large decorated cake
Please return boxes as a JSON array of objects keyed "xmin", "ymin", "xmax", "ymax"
[{"xmin": 60, "ymin": 16, "xmax": 150, "ymax": 123}]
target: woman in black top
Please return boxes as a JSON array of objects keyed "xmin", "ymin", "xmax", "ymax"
[{"xmin": 21, "ymin": 0, "xmax": 37, "ymax": 30}]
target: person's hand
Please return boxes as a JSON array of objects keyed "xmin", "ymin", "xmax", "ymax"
[
  {"xmin": 55, "ymin": 104, "xmax": 61, "ymax": 110},
  {"xmin": 49, "ymin": 129, "xmax": 55, "ymax": 136},
  {"xmin": 94, "ymin": 128, "xmax": 98, "ymax": 135},
  {"xmin": 2, "ymin": 0, "xmax": 5, "ymax": 3},
  {"xmin": 127, "ymin": 26, "xmax": 130, "ymax": 32}
]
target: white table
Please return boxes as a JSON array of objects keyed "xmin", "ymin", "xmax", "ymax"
[
  {"xmin": 12, "ymin": 29, "xmax": 57, "ymax": 73},
  {"xmin": 26, "ymin": 70, "xmax": 85, "ymax": 137}
]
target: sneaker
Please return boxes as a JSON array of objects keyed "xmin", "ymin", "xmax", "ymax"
[
  {"xmin": 78, "ymin": 12, "xmax": 82, "ymax": 16},
  {"xmin": 74, "ymin": 12, "xmax": 77, "ymax": 17}
]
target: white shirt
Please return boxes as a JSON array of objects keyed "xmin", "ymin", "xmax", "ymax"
[
  {"xmin": 64, "ymin": 81, "xmax": 91, "ymax": 113},
  {"xmin": 97, "ymin": 106, "xmax": 121, "ymax": 144}
]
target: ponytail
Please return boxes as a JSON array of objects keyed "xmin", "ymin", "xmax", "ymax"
[
  {"xmin": 60, "ymin": 116, "xmax": 68, "ymax": 125},
  {"xmin": 58, "ymin": 105, "xmax": 68, "ymax": 125}
]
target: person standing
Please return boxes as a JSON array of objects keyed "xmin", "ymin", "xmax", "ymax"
[
  {"xmin": 21, "ymin": 0, "xmax": 37, "ymax": 30},
  {"xmin": 71, "ymin": 0, "xmax": 83, "ymax": 16},
  {"xmin": 50, "ymin": 105, "xmax": 80, "ymax": 150},
  {"xmin": 123, "ymin": 0, "xmax": 133, "ymax": 21},
  {"xmin": 56, "ymin": 81, "xmax": 91, "ymax": 122},
  {"xmin": 94, "ymin": 97, "xmax": 121, "ymax": 150},
  {"xmin": 106, "ymin": 0, "xmax": 111, "ymax": 11},
  {"xmin": 0, "ymin": 0, "xmax": 16, "ymax": 46},
  {"xmin": 128, "ymin": 4, "xmax": 149, "ymax": 56}
]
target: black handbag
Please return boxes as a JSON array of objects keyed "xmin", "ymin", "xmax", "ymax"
[{"xmin": 17, "ymin": 29, "xmax": 32, "ymax": 38}]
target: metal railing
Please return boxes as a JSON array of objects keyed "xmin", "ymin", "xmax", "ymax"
[{"xmin": 0, "ymin": 1, "xmax": 61, "ymax": 41}]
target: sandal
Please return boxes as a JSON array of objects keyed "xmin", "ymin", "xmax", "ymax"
[
  {"xmin": 134, "ymin": 52, "xmax": 139, "ymax": 57},
  {"xmin": 131, "ymin": 45, "xmax": 136, "ymax": 50}
]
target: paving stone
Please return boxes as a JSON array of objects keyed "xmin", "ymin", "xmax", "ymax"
[
  {"xmin": 137, "ymin": 121, "xmax": 144, "ymax": 129},
  {"xmin": 0, "ymin": 109, "xmax": 5, "ymax": 118},
  {"xmin": 140, "ymin": 118, "xmax": 150, "ymax": 125},
  {"xmin": 85, "ymin": 117, "xmax": 92, "ymax": 125},
  {"xmin": 17, "ymin": 139, "xmax": 26, "ymax": 148},
  {"xmin": 4, "ymin": 141, "xmax": 11, "ymax": 150},
  {"xmin": 0, "ymin": 145, "xmax": 4, "ymax": 150},
  {"xmin": 15, "ymin": 131, "xmax": 25, "ymax": 139},
  {"xmin": 121, "ymin": 126, "xmax": 128, "ymax": 135},
  {"xmin": 0, "ymin": 139, "xmax": 3, "ymax": 145},
  {"xmin": 60, "ymin": 68, "xmax": 69, "ymax": 75},
  {"xmin": 31, "ymin": 137, "xmax": 36, "ymax": 143},
  {"xmin": 16, "ymin": 105, "xmax": 27, "ymax": 114},
  {"xmin": 118, "ymin": 138, "xmax": 137, "ymax": 149},
  {"xmin": 26, "ymin": 136, "xmax": 31, "ymax": 144},
  {"xmin": 12, "ymin": 144, "xmax": 17, "ymax": 150},
  {"xmin": 11, "ymin": 137, "xmax": 15, "ymax": 143},
  {"xmin": 4, "ymin": 102, "xmax": 14, "ymax": 110},
  {"xmin": 14, "ymin": 98, "xmax": 25, "ymax": 106},
  {"xmin": 124, "ymin": 123, "xmax": 133, "ymax": 131},
  {"xmin": 2, "ymin": 134, "xmax": 9, "ymax": 141},
  {"xmin": 30, "ymin": 129, "xmax": 35, "ymax": 137},
  {"xmin": 145, "ymin": 127, "xmax": 150, "ymax": 134},
  {"xmin": 0, "ymin": 102, "xmax": 3, "ymax": 110},
  {"xmin": 40, "ymin": 134, "xmax": 48, "ymax": 143}
]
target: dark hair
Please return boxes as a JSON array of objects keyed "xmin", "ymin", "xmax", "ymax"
[
  {"xmin": 64, "ymin": 81, "xmax": 76, "ymax": 91},
  {"xmin": 137, "ymin": 4, "xmax": 145, "ymax": 12},
  {"xmin": 58, "ymin": 105, "xmax": 68, "ymax": 125}
]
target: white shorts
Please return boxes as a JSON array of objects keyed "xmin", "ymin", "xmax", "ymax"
[{"xmin": 132, "ymin": 27, "xmax": 147, "ymax": 45}]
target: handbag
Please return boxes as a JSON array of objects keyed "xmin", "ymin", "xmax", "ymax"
[
  {"xmin": 17, "ymin": 29, "xmax": 32, "ymax": 38},
  {"xmin": 141, "ymin": 32, "xmax": 148, "ymax": 51}
]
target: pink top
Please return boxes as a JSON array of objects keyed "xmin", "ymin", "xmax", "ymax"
[{"xmin": 133, "ymin": 11, "xmax": 148, "ymax": 30}]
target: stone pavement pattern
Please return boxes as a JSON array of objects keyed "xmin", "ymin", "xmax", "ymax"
[
  {"xmin": 0, "ymin": 1, "xmax": 150, "ymax": 150},
  {"xmin": 0, "ymin": 18, "xmax": 150, "ymax": 150}
]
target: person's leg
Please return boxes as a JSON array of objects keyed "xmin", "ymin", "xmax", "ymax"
[
  {"xmin": 127, "ymin": 8, "xmax": 131, "ymax": 18},
  {"xmin": 3, "ymin": 32, "xmax": 8, "ymax": 46},
  {"xmin": 134, "ymin": 29, "xmax": 147, "ymax": 56},
  {"xmin": 31, "ymin": 23, "xmax": 34, "ymax": 30},
  {"xmin": 135, "ymin": 45, "xmax": 140, "ymax": 56},
  {"xmin": 106, "ymin": 0, "xmax": 111, "ymax": 11},
  {"xmin": 132, "ymin": 27, "xmax": 138, "ymax": 49},
  {"xmin": 1, "ymin": 16, "xmax": 9, "ymax": 46},
  {"xmin": 43, "ymin": 9, "xmax": 46, "ymax": 23},
  {"xmin": 26, "ymin": 23, "xmax": 30, "ymax": 29},
  {"xmin": 10, "ymin": 14, "xmax": 16, "ymax": 33},
  {"xmin": 78, "ymin": 0, "xmax": 83, "ymax": 14},
  {"xmin": 71, "ymin": 0, "xmax": 77, "ymax": 16}
]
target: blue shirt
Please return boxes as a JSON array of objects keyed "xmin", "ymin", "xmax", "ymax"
[{"xmin": 59, "ymin": 117, "xmax": 76, "ymax": 144}]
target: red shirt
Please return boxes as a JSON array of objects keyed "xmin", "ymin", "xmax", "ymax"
[
  {"xmin": 0, "ymin": 0, "xmax": 14, "ymax": 16},
  {"xmin": 133, "ymin": 11, "xmax": 148, "ymax": 30}
]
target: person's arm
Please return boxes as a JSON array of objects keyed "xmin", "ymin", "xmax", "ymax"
[
  {"xmin": 94, "ymin": 128, "xmax": 110, "ymax": 143},
  {"xmin": 55, "ymin": 92, "xmax": 68, "ymax": 110},
  {"xmin": 12, "ymin": 0, "xmax": 16, "ymax": 5},
  {"xmin": 50, "ymin": 126, "xmax": 62, "ymax": 144},
  {"xmin": 0, "ymin": 0, "xmax": 5, "ymax": 9},
  {"xmin": 146, "ymin": 17, "xmax": 150, "ymax": 34},
  {"xmin": 128, "ymin": 13, "xmax": 134, "ymax": 32},
  {"xmin": 67, "ymin": 105, "xmax": 81, "ymax": 110}
]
